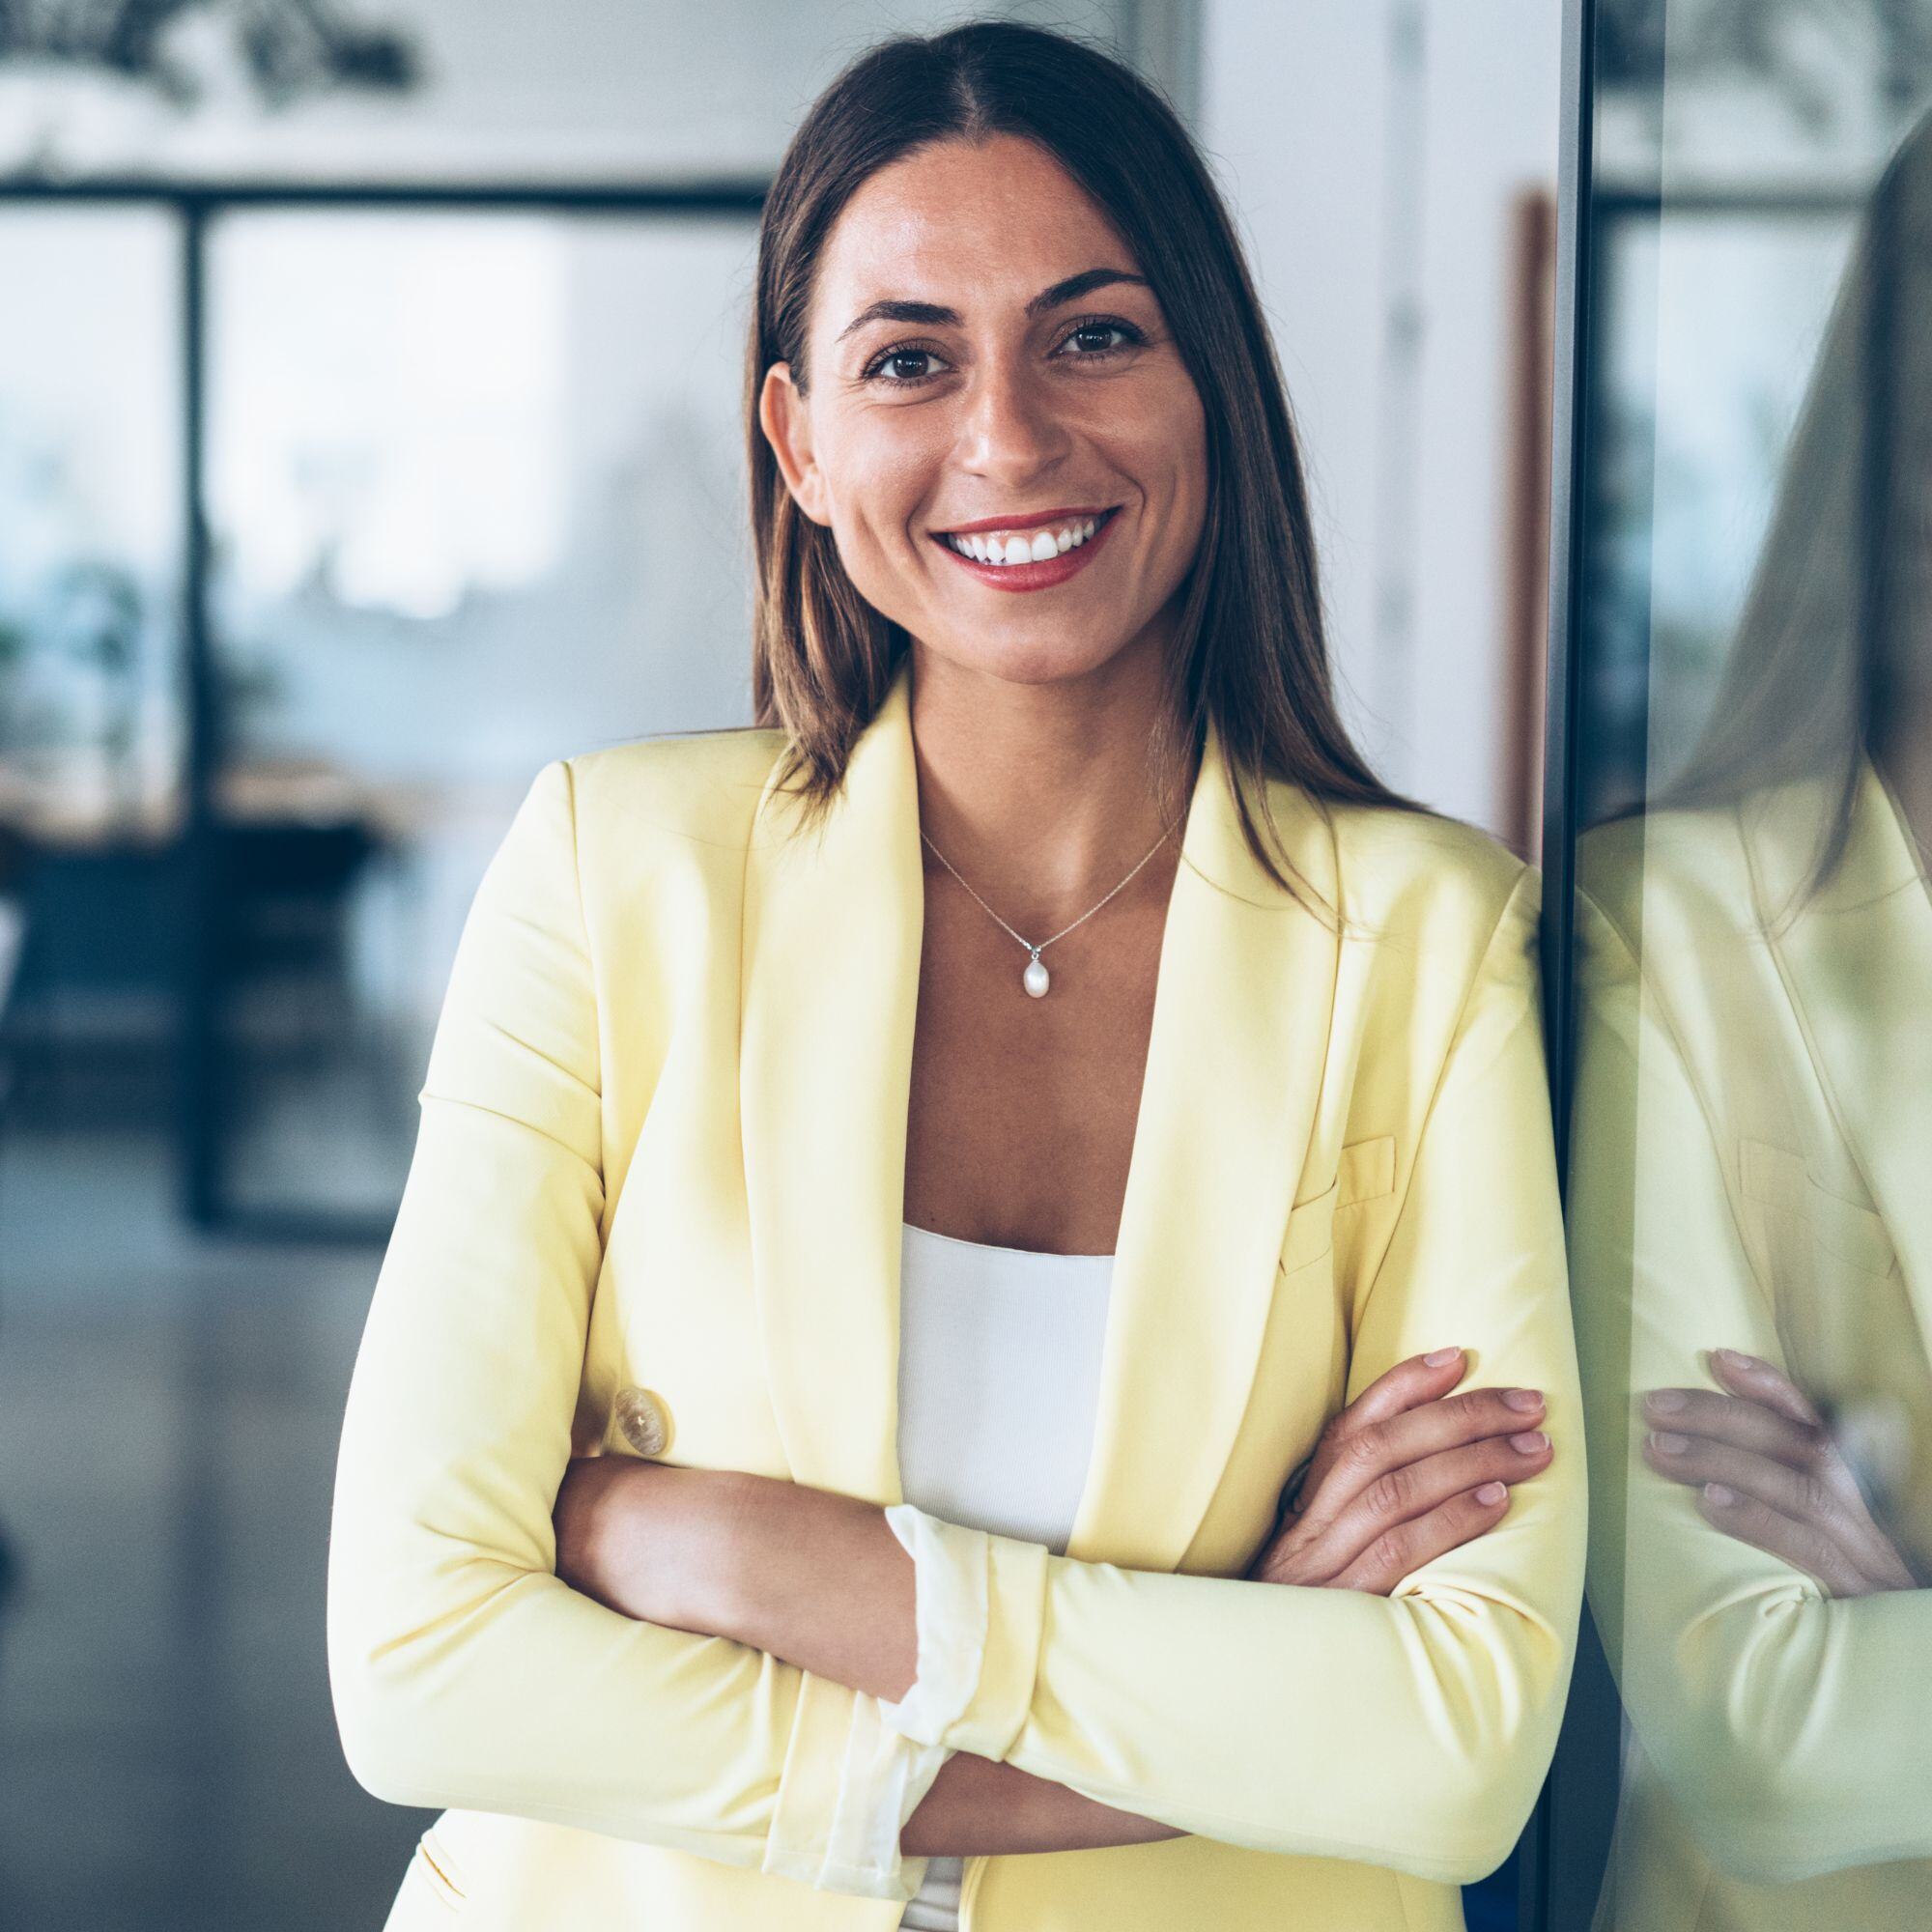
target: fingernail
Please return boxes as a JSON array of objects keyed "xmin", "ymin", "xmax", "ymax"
[
  {"xmin": 1703, "ymin": 1483, "xmax": 1738, "ymax": 1506},
  {"xmin": 1511, "ymin": 1431, "xmax": 1548, "ymax": 1453},
  {"xmin": 1648, "ymin": 1432, "xmax": 1689, "ymax": 1456},
  {"xmin": 1714, "ymin": 1349, "xmax": 1756, "ymax": 1374},
  {"xmin": 1645, "ymin": 1389, "xmax": 1687, "ymax": 1414},
  {"xmin": 1504, "ymin": 1388, "xmax": 1545, "ymax": 1412},
  {"xmin": 1424, "ymin": 1347, "xmax": 1463, "ymax": 1368},
  {"xmin": 1475, "ymin": 1482, "xmax": 1508, "ymax": 1504}
]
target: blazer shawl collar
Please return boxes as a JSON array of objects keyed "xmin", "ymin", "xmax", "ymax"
[
  {"xmin": 739, "ymin": 659, "xmax": 1340, "ymax": 1572},
  {"xmin": 1741, "ymin": 758, "xmax": 1932, "ymax": 1331}
]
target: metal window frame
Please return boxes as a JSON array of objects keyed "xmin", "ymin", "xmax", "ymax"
[{"xmin": 0, "ymin": 174, "xmax": 767, "ymax": 1239}]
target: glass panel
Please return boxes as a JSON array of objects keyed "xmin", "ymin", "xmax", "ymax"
[
  {"xmin": 0, "ymin": 208, "xmax": 183, "ymax": 1129},
  {"xmin": 205, "ymin": 209, "xmax": 755, "ymax": 1220},
  {"xmin": 1562, "ymin": 2, "xmax": 1932, "ymax": 1924}
]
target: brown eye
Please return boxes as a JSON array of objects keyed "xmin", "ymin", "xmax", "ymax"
[
  {"xmin": 1056, "ymin": 318, "xmax": 1142, "ymax": 358},
  {"xmin": 863, "ymin": 343, "xmax": 952, "ymax": 385}
]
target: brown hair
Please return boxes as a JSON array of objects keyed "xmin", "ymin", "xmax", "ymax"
[
  {"xmin": 1662, "ymin": 109, "xmax": 1932, "ymax": 906},
  {"xmin": 747, "ymin": 19, "xmax": 1411, "ymax": 889}
]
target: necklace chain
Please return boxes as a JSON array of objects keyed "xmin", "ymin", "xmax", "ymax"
[{"xmin": 919, "ymin": 817, "xmax": 1179, "ymax": 960}]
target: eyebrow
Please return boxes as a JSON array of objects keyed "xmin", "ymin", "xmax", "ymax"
[{"xmin": 834, "ymin": 267, "xmax": 1151, "ymax": 344}]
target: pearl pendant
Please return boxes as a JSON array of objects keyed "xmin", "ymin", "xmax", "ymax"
[{"xmin": 1023, "ymin": 950, "xmax": 1050, "ymax": 998}]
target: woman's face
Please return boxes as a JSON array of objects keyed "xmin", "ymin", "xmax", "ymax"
[{"xmin": 760, "ymin": 132, "xmax": 1209, "ymax": 690}]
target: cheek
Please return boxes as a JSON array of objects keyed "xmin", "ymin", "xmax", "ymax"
[{"xmin": 820, "ymin": 412, "xmax": 943, "ymax": 552}]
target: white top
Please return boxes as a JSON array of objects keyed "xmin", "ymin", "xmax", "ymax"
[{"xmin": 894, "ymin": 1220, "xmax": 1114, "ymax": 1932}]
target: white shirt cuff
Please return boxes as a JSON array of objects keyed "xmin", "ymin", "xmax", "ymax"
[
  {"xmin": 876, "ymin": 1501, "xmax": 993, "ymax": 1750},
  {"xmin": 764, "ymin": 1688, "xmax": 952, "ymax": 1901}
]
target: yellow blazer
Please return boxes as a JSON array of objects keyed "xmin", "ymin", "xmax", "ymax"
[
  {"xmin": 1572, "ymin": 761, "xmax": 1932, "ymax": 1930},
  {"xmin": 327, "ymin": 661, "xmax": 1585, "ymax": 1931}
]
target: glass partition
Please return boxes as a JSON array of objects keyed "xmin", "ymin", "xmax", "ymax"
[
  {"xmin": 204, "ymin": 208, "xmax": 757, "ymax": 1221},
  {"xmin": 1550, "ymin": 2, "xmax": 1932, "ymax": 1924}
]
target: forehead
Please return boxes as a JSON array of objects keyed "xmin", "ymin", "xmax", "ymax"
[{"xmin": 812, "ymin": 133, "xmax": 1138, "ymax": 328}]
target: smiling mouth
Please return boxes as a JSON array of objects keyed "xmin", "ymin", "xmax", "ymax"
[{"xmin": 933, "ymin": 505, "xmax": 1122, "ymax": 566}]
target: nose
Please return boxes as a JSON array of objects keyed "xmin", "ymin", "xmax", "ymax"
[{"xmin": 956, "ymin": 355, "xmax": 1070, "ymax": 486}]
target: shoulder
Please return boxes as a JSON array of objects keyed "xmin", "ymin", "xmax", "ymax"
[
  {"xmin": 555, "ymin": 724, "xmax": 788, "ymax": 856},
  {"xmin": 1576, "ymin": 801, "xmax": 1756, "ymax": 953},
  {"xmin": 1320, "ymin": 797, "xmax": 1536, "ymax": 958}
]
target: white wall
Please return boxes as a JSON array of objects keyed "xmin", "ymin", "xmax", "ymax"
[{"xmin": 1199, "ymin": 0, "xmax": 1561, "ymax": 834}]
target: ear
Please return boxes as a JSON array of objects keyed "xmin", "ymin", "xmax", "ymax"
[{"xmin": 758, "ymin": 362, "xmax": 831, "ymax": 526}]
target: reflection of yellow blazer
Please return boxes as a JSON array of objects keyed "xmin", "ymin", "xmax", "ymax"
[
  {"xmin": 1572, "ymin": 761, "xmax": 1932, "ymax": 1931},
  {"xmin": 327, "ymin": 661, "xmax": 1584, "ymax": 1932}
]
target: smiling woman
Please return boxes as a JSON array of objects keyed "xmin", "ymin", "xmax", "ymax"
[{"xmin": 326, "ymin": 20, "xmax": 1585, "ymax": 1932}]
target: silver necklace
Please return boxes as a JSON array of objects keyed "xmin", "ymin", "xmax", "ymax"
[{"xmin": 919, "ymin": 819, "xmax": 1179, "ymax": 998}]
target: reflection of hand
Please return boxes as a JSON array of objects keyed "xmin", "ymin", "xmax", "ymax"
[
  {"xmin": 1246, "ymin": 1348, "xmax": 1553, "ymax": 1594},
  {"xmin": 1642, "ymin": 1350, "xmax": 1918, "ymax": 1598}
]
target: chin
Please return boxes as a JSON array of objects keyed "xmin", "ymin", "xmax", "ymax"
[{"xmin": 919, "ymin": 622, "xmax": 1144, "ymax": 689}]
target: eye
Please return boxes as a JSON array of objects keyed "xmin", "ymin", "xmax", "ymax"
[
  {"xmin": 860, "ymin": 342, "xmax": 952, "ymax": 386},
  {"xmin": 1054, "ymin": 316, "xmax": 1144, "ymax": 359}
]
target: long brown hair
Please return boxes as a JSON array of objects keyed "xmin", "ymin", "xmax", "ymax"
[
  {"xmin": 1662, "ymin": 108, "xmax": 1932, "ymax": 905},
  {"xmin": 747, "ymin": 19, "xmax": 1410, "ymax": 890}
]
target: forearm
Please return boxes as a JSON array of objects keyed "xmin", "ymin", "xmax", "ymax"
[
  {"xmin": 560, "ymin": 1460, "xmax": 1182, "ymax": 1853},
  {"xmin": 903, "ymin": 1747, "xmax": 1185, "ymax": 1855}
]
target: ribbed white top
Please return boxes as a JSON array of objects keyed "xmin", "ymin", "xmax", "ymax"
[{"xmin": 894, "ymin": 1220, "xmax": 1114, "ymax": 1932}]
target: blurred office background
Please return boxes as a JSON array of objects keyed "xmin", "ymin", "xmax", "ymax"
[{"xmin": 2, "ymin": 2, "xmax": 1927, "ymax": 1928}]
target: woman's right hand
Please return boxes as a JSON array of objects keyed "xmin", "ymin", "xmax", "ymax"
[{"xmin": 1245, "ymin": 1349, "xmax": 1551, "ymax": 1594}]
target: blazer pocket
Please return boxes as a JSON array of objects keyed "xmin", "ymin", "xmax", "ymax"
[
  {"xmin": 1741, "ymin": 1138, "xmax": 1897, "ymax": 1280},
  {"xmin": 1280, "ymin": 1180, "xmax": 1339, "ymax": 1274},
  {"xmin": 1337, "ymin": 1133, "xmax": 1396, "ymax": 1209},
  {"xmin": 408, "ymin": 1828, "xmax": 469, "ymax": 1915}
]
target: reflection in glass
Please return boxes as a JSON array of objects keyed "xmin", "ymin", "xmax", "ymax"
[{"xmin": 1572, "ymin": 99, "xmax": 1932, "ymax": 1932}]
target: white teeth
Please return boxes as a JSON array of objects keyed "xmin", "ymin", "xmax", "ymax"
[{"xmin": 943, "ymin": 513, "xmax": 1105, "ymax": 564}]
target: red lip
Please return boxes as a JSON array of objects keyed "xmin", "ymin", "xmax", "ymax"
[
  {"xmin": 931, "ymin": 505, "xmax": 1122, "ymax": 594},
  {"xmin": 934, "ymin": 504, "xmax": 1117, "ymax": 535}
]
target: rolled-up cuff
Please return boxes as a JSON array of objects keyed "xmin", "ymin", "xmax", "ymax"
[
  {"xmin": 877, "ymin": 1502, "xmax": 1052, "ymax": 1762},
  {"xmin": 761, "ymin": 1674, "xmax": 951, "ymax": 1902}
]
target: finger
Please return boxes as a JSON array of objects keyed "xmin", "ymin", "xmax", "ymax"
[
  {"xmin": 1292, "ymin": 1349, "xmax": 1469, "ymax": 1508},
  {"xmin": 1641, "ymin": 1387, "xmax": 1824, "ymax": 1470},
  {"xmin": 1332, "ymin": 1483, "xmax": 1514, "ymax": 1595},
  {"xmin": 1644, "ymin": 1430, "xmax": 1913, "ymax": 1582},
  {"xmin": 1294, "ymin": 1430, "xmax": 1552, "ymax": 1577},
  {"xmin": 1297, "ymin": 1385, "xmax": 1548, "ymax": 1532},
  {"xmin": 1324, "ymin": 1350, "xmax": 1470, "ymax": 1446},
  {"xmin": 1707, "ymin": 1349, "xmax": 1823, "ymax": 1429},
  {"xmin": 1695, "ymin": 1484, "xmax": 1876, "ymax": 1598}
]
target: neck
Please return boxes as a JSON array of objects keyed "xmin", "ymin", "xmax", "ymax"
[{"xmin": 906, "ymin": 625, "xmax": 1199, "ymax": 930}]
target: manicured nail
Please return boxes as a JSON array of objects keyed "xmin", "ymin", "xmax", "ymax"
[
  {"xmin": 1703, "ymin": 1483, "xmax": 1738, "ymax": 1506},
  {"xmin": 1424, "ymin": 1348, "xmax": 1463, "ymax": 1368},
  {"xmin": 1648, "ymin": 1432, "xmax": 1689, "ymax": 1456},
  {"xmin": 1511, "ymin": 1431, "xmax": 1548, "ymax": 1453},
  {"xmin": 1504, "ymin": 1388, "xmax": 1545, "ymax": 1412},
  {"xmin": 1475, "ymin": 1482, "xmax": 1509, "ymax": 1504},
  {"xmin": 1645, "ymin": 1389, "xmax": 1688, "ymax": 1414}
]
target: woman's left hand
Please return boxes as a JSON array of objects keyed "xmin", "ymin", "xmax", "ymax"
[{"xmin": 1642, "ymin": 1349, "xmax": 1918, "ymax": 1598}]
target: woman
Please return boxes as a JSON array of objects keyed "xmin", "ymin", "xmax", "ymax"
[
  {"xmin": 327, "ymin": 22, "xmax": 1584, "ymax": 1932},
  {"xmin": 1569, "ymin": 104, "xmax": 1932, "ymax": 1932}
]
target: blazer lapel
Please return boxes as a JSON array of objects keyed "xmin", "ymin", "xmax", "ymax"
[
  {"xmin": 740, "ymin": 656, "xmax": 1342, "ymax": 1568},
  {"xmin": 1064, "ymin": 741, "xmax": 1340, "ymax": 1571},
  {"xmin": 739, "ymin": 665, "xmax": 925, "ymax": 1506},
  {"xmin": 1745, "ymin": 759, "xmax": 1932, "ymax": 1335}
]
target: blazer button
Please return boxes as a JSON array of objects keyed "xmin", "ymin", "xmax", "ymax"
[{"xmin": 614, "ymin": 1384, "xmax": 672, "ymax": 1458}]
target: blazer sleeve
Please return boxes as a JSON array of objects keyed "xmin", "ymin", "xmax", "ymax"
[
  {"xmin": 1569, "ymin": 888, "xmax": 1932, "ymax": 1884},
  {"xmin": 325, "ymin": 757, "xmax": 937, "ymax": 1902},
  {"xmin": 875, "ymin": 867, "xmax": 1587, "ymax": 1886}
]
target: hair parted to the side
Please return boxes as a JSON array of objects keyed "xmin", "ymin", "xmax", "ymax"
[{"xmin": 748, "ymin": 18, "xmax": 1413, "ymax": 892}]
